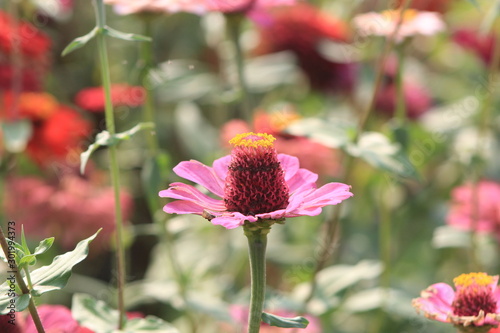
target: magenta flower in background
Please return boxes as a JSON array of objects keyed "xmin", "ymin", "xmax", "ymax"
[
  {"xmin": 159, "ymin": 132, "xmax": 353, "ymax": 229},
  {"xmin": 453, "ymin": 28, "xmax": 496, "ymax": 66},
  {"xmin": 104, "ymin": 0, "xmax": 295, "ymax": 16},
  {"xmin": 412, "ymin": 272, "xmax": 500, "ymax": 331},
  {"xmin": 24, "ymin": 305, "xmax": 93, "ymax": 333},
  {"xmin": 447, "ymin": 180, "xmax": 500, "ymax": 240},
  {"xmin": 4, "ymin": 170, "xmax": 133, "ymax": 250}
]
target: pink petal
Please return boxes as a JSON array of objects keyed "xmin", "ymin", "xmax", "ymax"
[
  {"xmin": 278, "ymin": 154, "xmax": 299, "ymax": 182},
  {"xmin": 212, "ymin": 155, "xmax": 231, "ymax": 181},
  {"xmin": 159, "ymin": 182, "xmax": 225, "ymax": 211},
  {"xmin": 286, "ymin": 168, "xmax": 318, "ymax": 193},
  {"xmin": 163, "ymin": 200, "xmax": 206, "ymax": 215},
  {"xmin": 211, "ymin": 212, "xmax": 257, "ymax": 229},
  {"xmin": 413, "ymin": 283, "xmax": 454, "ymax": 322},
  {"xmin": 291, "ymin": 183, "xmax": 353, "ymax": 216},
  {"xmin": 173, "ymin": 160, "xmax": 225, "ymax": 197}
]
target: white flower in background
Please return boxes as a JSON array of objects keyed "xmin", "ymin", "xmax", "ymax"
[{"xmin": 353, "ymin": 9, "xmax": 446, "ymax": 43}]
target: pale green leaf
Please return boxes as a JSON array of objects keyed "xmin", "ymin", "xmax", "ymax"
[
  {"xmin": 62, "ymin": 27, "xmax": 98, "ymax": 56},
  {"xmin": 1, "ymin": 120, "xmax": 33, "ymax": 153},
  {"xmin": 261, "ymin": 312, "xmax": 309, "ymax": 329},
  {"xmin": 29, "ymin": 230, "xmax": 101, "ymax": 297},
  {"xmin": 104, "ymin": 26, "xmax": 152, "ymax": 42}
]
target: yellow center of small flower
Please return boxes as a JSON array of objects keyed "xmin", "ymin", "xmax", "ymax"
[
  {"xmin": 229, "ymin": 132, "xmax": 276, "ymax": 148},
  {"xmin": 382, "ymin": 9, "xmax": 418, "ymax": 23},
  {"xmin": 453, "ymin": 272, "xmax": 494, "ymax": 288}
]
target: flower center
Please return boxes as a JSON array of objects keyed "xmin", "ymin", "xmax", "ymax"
[
  {"xmin": 451, "ymin": 273, "xmax": 498, "ymax": 318},
  {"xmin": 224, "ymin": 132, "xmax": 289, "ymax": 216}
]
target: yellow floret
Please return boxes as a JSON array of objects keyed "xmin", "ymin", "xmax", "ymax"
[
  {"xmin": 229, "ymin": 132, "xmax": 276, "ymax": 148},
  {"xmin": 453, "ymin": 272, "xmax": 494, "ymax": 287}
]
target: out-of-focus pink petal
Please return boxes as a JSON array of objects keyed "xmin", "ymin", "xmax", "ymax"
[
  {"xmin": 413, "ymin": 283, "xmax": 454, "ymax": 322},
  {"xmin": 213, "ymin": 155, "xmax": 231, "ymax": 181},
  {"xmin": 173, "ymin": 160, "xmax": 225, "ymax": 197},
  {"xmin": 159, "ymin": 182, "xmax": 225, "ymax": 211}
]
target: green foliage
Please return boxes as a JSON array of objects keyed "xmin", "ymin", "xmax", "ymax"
[
  {"xmin": 72, "ymin": 293, "xmax": 179, "ymax": 333},
  {"xmin": 62, "ymin": 27, "xmax": 98, "ymax": 56},
  {"xmin": 0, "ymin": 230, "xmax": 100, "ymax": 314},
  {"xmin": 80, "ymin": 122, "xmax": 154, "ymax": 173},
  {"xmin": 261, "ymin": 312, "xmax": 309, "ymax": 329}
]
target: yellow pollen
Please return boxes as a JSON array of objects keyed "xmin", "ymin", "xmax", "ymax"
[
  {"xmin": 381, "ymin": 9, "xmax": 418, "ymax": 23},
  {"xmin": 229, "ymin": 132, "xmax": 276, "ymax": 148},
  {"xmin": 453, "ymin": 272, "xmax": 494, "ymax": 288}
]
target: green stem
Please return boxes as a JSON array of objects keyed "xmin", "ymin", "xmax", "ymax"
[
  {"xmin": 226, "ymin": 14, "xmax": 252, "ymax": 122},
  {"xmin": 140, "ymin": 17, "xmax": 160, "ymax": 158},
  {"xmin": 394, "ymin": 45, "xmax": 406, "ymax": 124},
  {"xmin": 243, "ymin": 224, "xmax": 270, "ymax": 333},
  {"xmin": 0, "ymin": 226, "xmax": 45, "ymax": 333},
  {"xmin": 93, "ymin": 0, "xmax": 126, "ymax": 328}
]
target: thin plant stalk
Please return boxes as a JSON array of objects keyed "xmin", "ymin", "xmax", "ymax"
[
  {"xmin": 93, "ymin": 0, "xmax": 126, "ymax": 328},
  {"xmin": 244, "ymin": 223, "xmax": 271, "ymax": 333},
  {"xmin": 226, "ymin": 15, "xmax": 252, "ymax": 122},
  {"xmin": 303, "ymin": 0, "xmax": 413, "ymax": 307},
  {"xmin": 0, "ymin": 226, "xmax": 45, "ymax": 333}
]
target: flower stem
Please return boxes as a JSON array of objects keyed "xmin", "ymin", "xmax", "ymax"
[
  {"xmin": 93, "ymin": 0, "xmax": 126, "ymax": 328},
  {"xmin": 0, "ymin": 226, "xmax": 45, "ymax": 333},
  {"xmin": 243, "ymin": 223, "xmax": 270, "ymax": 333},
  {"xmin": 226, "ymin": 14, "xmax": 252, "ymax": 122}
]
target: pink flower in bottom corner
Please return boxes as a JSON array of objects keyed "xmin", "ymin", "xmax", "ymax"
[
  {"xmin": 412, "ymin": 272, "xmax": 500, "ymax": 332},
  {"xmin": 159, "ymin": 132, "xmax": 353, "ymax": 229},
  {"xmin": 221, "ymin": 305, "xmax": 321, "ymax": 333},
  {"xmin": 446, "ymin": 180, "xmax": 500, "ymax": 241},
  {"xmin": 24, "ymin": 305, "xmax": 93, "ymax": 333}
]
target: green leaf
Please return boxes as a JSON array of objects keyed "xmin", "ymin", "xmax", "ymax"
[
  {"xmin": 285, "ymin": 118, "xmax": 355, "ymax": 149},
  {"xmin": 29, "ymin": 230, "xmax": 101, "ymax": 297},
  {"xmin": 33, "ymin": 237, "xmax": 54, "ymax": 256},
  {"xmin": 346, "ymin": 132, "xmax": 419, "ymax": 179},
  {"xmin": 261, "ymin": 312, "xmax": 309, "ymax": 329},
  {"xmin": 80, "ymin": 123, "xmax": 154, "ymax": 174},
  {"xmin": 104, "ymin": 26, "xmax": 152, "ymax": 42},
  {"xmin": 1, "ymin": 120, "xmax": 33, "ymax": 153},
  {"xmin": 62, "ymin": 27, "xmax": 98, "ymax": 56},
  {"xmin": 18, "ymin": 254, "xmax": 36, "ymax": 269},
  {"xmin": 72, "ymin": 293, "xmax": 179, "ymax": 333}
]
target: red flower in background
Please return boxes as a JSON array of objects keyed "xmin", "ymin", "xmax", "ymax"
[
  {"xmin": 0, "ymin": 91, "xmax": 92, "ymax": 166},
  {"xmin": 254, "ymin": 3, "xmax": 356, "ymax": 94},
  {"xmin": 394, "ymin": 0, "xmax": 454, "ymax": 13},
  {"xmin": 1, "ymin": 91, "xmax": 58, "ymax": 120},
  {"xmin": 75, "ymin": 84, "xmax": 146, "ymax": 112},
  {"xmin": 27, "ymin": 106, "xmax": 92, "ymax": 165},
  {"xmin": 0, "ymin": 10, "xmax": 51, "ymax": 92},
  {"xmin": 453, "ymin": 28, "xmax": 495, "ymax": 66},
  {"xmin": 221, "ymin": 110, "xmax": 341, "ymax": 178},
  {"xmin": 4, "ymin": 170, "xmax": 133, "ymax": 250},
  {"xmin": 0, "ymin": 11, "xmax": 51, "ymax": 59}
]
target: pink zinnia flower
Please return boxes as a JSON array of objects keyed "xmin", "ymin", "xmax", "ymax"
[
  {"xmin": 160, "ymin": 132, "xmax": 352, "ymax": 229},
  {"xmin": 353, "ymin": 9, "xmax": 445, "ymax": 43},
  {"xmin": 446, "ymin": 181, "xmax": 500, "ymax": 240},
  {"xmin": 75, "ymin": 84, "xmax": 145, "ymax": 113},
  {"xmin": 24, "ymin": 305, "xmax": 92, "ymax": 333},
  {"xmin": 413, "ymin": 272, "xmax": 500, "ymax": 331}
]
